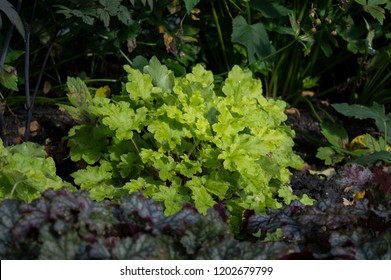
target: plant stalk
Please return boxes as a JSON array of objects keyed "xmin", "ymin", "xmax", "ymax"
[
  {"xmin": 211, "ymin": 0, "xmax": 230, "ymax": 72},
  {"xmin": 0, "ymin": 0, "xmax": 23, "ymax": 146}
]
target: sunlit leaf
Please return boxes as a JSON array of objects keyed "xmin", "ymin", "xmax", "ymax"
[{"xmin": 143, "ymin": 56, "xmax": 174, "ymax": 93}]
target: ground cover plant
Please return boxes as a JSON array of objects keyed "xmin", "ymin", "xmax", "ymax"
[{"xmin": 0, "ymin": 0, "xmax": 391, "ymax": 260}]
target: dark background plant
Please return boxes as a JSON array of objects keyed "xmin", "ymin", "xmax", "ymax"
[{"xmin": 1, "ymin": 0, "xmax": 390, "ymax": 119}]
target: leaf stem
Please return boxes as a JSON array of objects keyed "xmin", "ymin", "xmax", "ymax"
[
  {"xmin": 187, "ymin": 140, "xmax": 200, "ymax": 158},
  {"xmin": 131, "ymin": 138, "xmax": 141, "ymax": 154},
  {"xmin": 211, "ymin": 0, "xmax": 230, "ymax": 72}
]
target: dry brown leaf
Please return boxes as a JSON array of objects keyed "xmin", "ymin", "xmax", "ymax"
[
  {"xmin": 191, "ymin": 8, "xmax": 201, "ymax": 20},
  {"xmin": 302, "ymin": 90, "xmax": 315, "ymax": 97},
  {"xmin": 343, "ymin": 186, "xmax": 353, "ymax": 192},
  {"xmin": 353, "ymin": 190, "xmax": 366, "ymax": 202},
  {"xmin": 127, "ymin": 38, "xmax": 137, "ymax": 53},
  {"xmin": 343, "ymin": 198, "xmax": 354, "ymax": 206},
  {"xmin": 309, "ymin": 167, "xmax": 336, "ymax": 178},
  {"xmin": 43, "ymin": 81, "xmax": 52, "ymax": 94},
  {"xmin": 285, "ymin": 108, "xmax": 300, "ymax": 116},
  {"xmin": 18, "ymin": 120, "xmax": 40, "ymax": 135}
]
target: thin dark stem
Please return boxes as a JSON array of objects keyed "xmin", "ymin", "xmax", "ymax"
[
  {"xmin": 0, "ymin": 0, "xmax": 23, "ymax": 146},
  {"xmin": 0, "ymin": 0, "xmax": 23, "ymax": 69},
  {"xmin": 23, "ymin": 0, "xmax": 38, "ymax": 141},
  {"xmin": 0, "ymin": 97, "xmax": 5, "ymax": 145},
  {"xmin": 0, "ymin": 25, "xmax": 15, "ymax": 70},
  {"xmin": 23, "ymin": 22, "xmax": 31, "ymax": 140}
]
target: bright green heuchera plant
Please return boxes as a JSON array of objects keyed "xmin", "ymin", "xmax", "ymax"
[
  {"xmin": 0, "ymin": 139, "xmax": 64, "ymax": 202},
  {"xmin": 64, "ymin": 57, "xmax": 312, "ymax": 222}
]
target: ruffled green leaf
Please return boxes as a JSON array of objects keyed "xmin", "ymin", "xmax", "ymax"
[{"xmin": 144, "ymin": 56, "xmax": 175, "ymax": 93}]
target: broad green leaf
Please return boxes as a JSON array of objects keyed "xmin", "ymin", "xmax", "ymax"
[
  {"xmin": 204, "ymin": 172, "xmax": 230, "ymax": 199},
  {"xmin": 63, "ymin": 77, "xmax": 93, "ymax": 122},
  {"xmin": 354, "ymin": 151, "xmax": 391, "ymax": 164},
  {"xmin": 132, "ymin": 55, "xmax": 149, "ymax": 71},
  {"xmin": 152, "ymin": 183, "xmax": 188, "ymax": 215},
  {"xmin": 186, "ymin": 64, "xmax": 214, "ymax": 88},
  {"xmin": 67, "ymin": 125, "xmax": 109, "ymax": 164},
  {"xmin": 300, "ymin": 194, "xmax": 315, "ymax": 206},
  {"xmin": 366, "ymin": 5, "xmax": 385, "ymax": 24},
  {"xmin": 222, "ymin": 65, "xmax": 262, "ymax": 101},
  {"xmin": 140, "ymin": 149, "xmax": 177, "ymax": 181},
  {"xmin": 148, "ymin": 118, "xmax": 191, "ymax": 149},
  {"xmin": 182, "ymin": 0, "xmax": 200, "ymax": 14},
  {"xmin": 88, "ymin": 184, "xmax": 122, "ymax": 201},
  {"xmin": 278, "ymin": 185, "xmax": 298, "ymax": 205},
  {"xmin": 355, "ymin": 0, "xmax": 387, "ymax": 24},
  {"xmin": 316, "ymin": 146, "xmax": 345, "ymax": 165},
  {"xmin": 71, "ymin": 161, "xmax": 113, "ymax": 196},
  {"xmin": 5, "ymin": 50, "xmax": 24, "ymax": 64},
  {"xmin": 117, "ymin": 5, "xmax": 132, "ymax": 25},
  {"xmin": 97, "ymin": 8, "xmax": 110, "ymax": 27},
  {"xmin": 124, "ymin": 178, "xmax": 159, "ymax": 197},
  {"xmin": 143, "ymin": 56, "xmax": 175, "ymax": 93},
  {"xmin": 96, "ymin": 101, "xmax": 147, "ymax": 140},
  {"xmin": 176, "ymin": 155, "xmax": 202, "ymax": 177},
  {"xmin": 130, "ymin": 0, "xmax": 154, "ymax": 10},
  {"xmin": 320, "ymin": 122, "xmax": 349, "ymax": 148},
  {"xmin": 250, "ymin": 0, "xmax": 290, "ymax": 18},
  {"xmin": 186, "ymin": 179, "xmax": 215, "ymax": 215},
  {"xmin": 95, "ymin": 85, "xmax": 110, "ymax": 98},
  {"xmin": 124, "ymin": 66, "xmax": 154, "ymax": 102},
  {"xmin": 355, "ymin": 0, "xmax": 366, "ymax": 6},
  {"xmin": 99, "ymin": 0, "xmax": 121, "ymax": 15},
  {"xmin": 0, "ymin": 65, "xmax": 18, "ymax": 91},
  {"xmin": 232, "ymin": 16, "xmax": 273, "ymax": 63},
  {"xmin": 332, "ymin": 103, "xmax": 391, "ymax": 143},
  {"xmin": 360, "ymin": 134, "xmax": 387, "ymax": 152}
]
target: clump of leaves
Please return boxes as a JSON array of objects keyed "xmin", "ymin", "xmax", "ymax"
[
  {"xmin": 0, "ymin": 188, "xmax": 296, "ymax": 260},
  {"xmin": 316, "ymin": 103, "xmax": 391, "ymax": 165},
  {"xmin": 0, "ymin": 139, "xmax": 65, "ymax": 202},
  {"xmin": 63, "ymin": 57, "xmax": 312, "ymax": 229}
]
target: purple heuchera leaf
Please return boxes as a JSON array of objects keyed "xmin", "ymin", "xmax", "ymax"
[
  {"xmin": 118, "ymin": 192, "xmax": 202, "ymax": 234},
  {"xmin": 336, "ymin": 163, "xmax": 373, "ymax": 190}
]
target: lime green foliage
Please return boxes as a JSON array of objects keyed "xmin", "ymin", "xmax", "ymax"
[
  {"xmin": 317, "ymin": 103, "xmax": 391, "ymax": 165},
  {"xmin": 0, "ymin": 139, "xmax": 65, "ymax": 202},
  {"xmin": 64, "ymin": 57, "xmax": 309, "ymax": 219}
]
